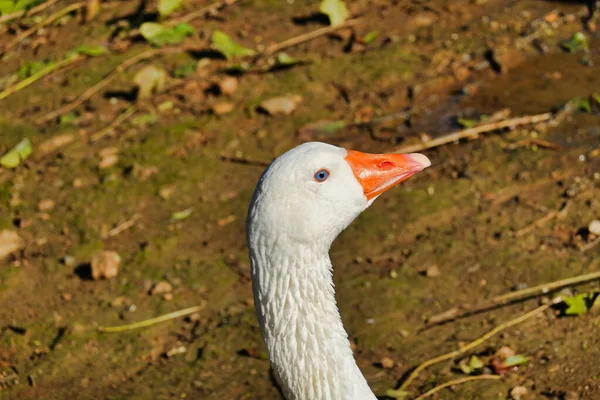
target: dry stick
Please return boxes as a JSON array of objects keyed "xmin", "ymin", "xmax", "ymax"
[
  {"xmin": 398, "ymin": 298, "xmax": 559, "ymax": 392},
  {"xmin": 103, "ymin": 213, "xmax": 140, "ymax": 238},
  {"xmin": 90, "ymin": 104, "xmax": 137, "ymax": 142},
  {"xmin": 514, "ymin": 210, "xmax": 558, "ymax": 237},
  {"xmin": 98, "ymin": 305, "xmax": 205, "ymax": 333},
  {"xmin": 414, "ymin": 375, "xmax": 501, "ymax": 400},
  {"xmin": 392, "ymin": 112, "xmax": 553, "ymax": 154},
  {"xmin": 0, "ymin": 0, "xmax": 61, "ymax": 24},
  {"xmin": 0, "ymin": 55, "xmax": 83, "ymax": 101},
  {"xmin": 493, "ymin": 270, "xmax": 600, "ymax": 303},
  {"xmin": 4, "ymin": 2, "xmax": 85, "ymax": 53},
  {"xmin": 168, "ymin": 0, "xmax": 238, "ymax": 25},
  {"xmin": 581, "ymin": 236, "xmax": 600, "ymax": 252},
  {"xmin": 263, "ymin": 19, "xmax": 361, "ymax": 56},
  {"xmin": 37, "ymin": 47, "xmax": 183, "ymax": 124},
  {"xmin": 220, "ymin": 154, "xmax": 272, "ymax": 167}
]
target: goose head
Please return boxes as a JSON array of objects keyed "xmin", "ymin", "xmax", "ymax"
[{"xmin": 247, "ymin": 142, "xmax": 431, "ymax": 250}]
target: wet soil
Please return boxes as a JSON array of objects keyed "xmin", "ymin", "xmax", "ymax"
[{"xmin": 1, "ymin": 0, "xmax": 600, "ymax": 399}]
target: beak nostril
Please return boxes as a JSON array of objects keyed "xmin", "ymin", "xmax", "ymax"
[{"xmin": 379, "ymin": 161, "xmax": 394, "ymax": 169}]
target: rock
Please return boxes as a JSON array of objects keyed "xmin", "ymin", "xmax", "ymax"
[
  {"xmin": 90, "ymin": 251, "xmax": 121, "ymax": 280},
  {"xmin": 510, "ymin": 386, "xmax": 528, "ymax": 399},
  {"xmin": 588, "ymin": 220, "xmax": 600, "ymax": 235},
  {"xmin": 218, "ymin": 77, "xmax": 238, "ymax": 95},
  {"xmin": 133, "ymin": 65, "xmax": 167, "ymax": 99},
  {"xmin": 150, "ymin": 280, "xmax": 173, "ymax": 295},
  {"xmin": 38, "ymin": 199, "xmax": 55, "ymax": 212},
  {"xmin": 0, "ymin": 230, "xmax": 24, "ymax": 261},
  {"xmin": 425, "ymin": 265, "xmax": 441, "ymax": 278},
  {"xmin": 259, "ymin": 95, "xmax": 302, "ymax": 115},
  {"xmin": 98, "ymin": 154, "xmax": 119, "ymax": 169},
  {"xmin": 495, "ymin": 346, "xmax": 516, "ymax": 359},
  {"xmin": 212, "ymin": 101, "xmax": 234, "ymax": 115},
  {"xmin": 564, "ymin": 391, "xmax": 580, "ymax": 400},
  {"xmin": 488, "ymin": 45, "xmax": 527, "ymax": 73},
  {"xmin": 381, "ymin": 357, "xmax": 394, "ymax": 369}
]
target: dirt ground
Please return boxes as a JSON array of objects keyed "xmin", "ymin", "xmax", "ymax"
[{"xmin": 1, "ymin": 0, "xmax": 600, "ymax": 399}]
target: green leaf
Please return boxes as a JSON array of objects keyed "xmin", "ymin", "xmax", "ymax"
[
  {"xmin": 503, "ymin": 355, "xmax": 528, "ymax": 367},
  {"xmin": 131, "ymin": 113, "xmax": 159, "ymax": 126},
  {"xmin": 140, "ymin": 22, "xmax": 194, "ymax": 47},
  {"xmin": 319, "ymin": 0, "xmax": 348, "ymax": 26},
  {"xmin": 563, "ymin": 294, "xmax": 591, "ymax": 316},
  {"xmin": 570, "ymin": 97, "xmax": 592, "ymax": 113},
  {"xmin": 592, "ymin": 93, "xmax": 600, "ymax": 105},
  {"xmin": 0, "ymin": 0, "xmax": 43, "ymax": 13},
  {"xmin": 59, "ymin": 112, "xmax": 78, "ymax": 126},
  {"xmin": 363, "ymin": 31, "xmax": 378, "ymax": 44},
  {"xmin": 158, "ymin": 101, "xmax": 174, "ymax": 112},
  {"xmin": 469, "ymin": 355, "xmax": 484, "ymax": 370},
  {"xmin": 211, "ymin": 30, "xmax": 256, "ymax": 59},
  {"xmin": 17, "ymin": 60, "xmax": 51, "ymax": 79},
  {"xmin": 173, "ymin": 63, "xmax": 195, "ymax": 78},
  {"xmin": 385, "ymin": 389, "xmax": 410, "ymax": 399},
  {"xmin": 158, "ymin": 0, "xmax": 183, "ymax": 18},
  {"xmin": 67, "ymin": 45, "xmax": 108, "ymax": 58},
  {"xmin": 0, "ymin": 138, "xmax": 32, "ymax": 169},
  {"xmin": 457, "ymin": 117, "xmax": 479, "ymax": 128},
  {"xmin": 560, "ymin": 32, "xmax": 587, "ymax": 53},
  {"xmin": 171, "ymin": 208, "xmax": 193, "ymax": 220},
  {"xmin": 274, "ymin": 53, "xmax": 305, "ymax": 67}
]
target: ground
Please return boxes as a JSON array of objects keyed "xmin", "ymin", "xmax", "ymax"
[{"xmin": 0, "ymin": 0, "xmax": 599, "ymax": 399}]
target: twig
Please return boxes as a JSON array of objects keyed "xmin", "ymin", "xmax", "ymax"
[
  {"xmin": 581, "ymin": 236, "xmax": 600, "ymax": 252},
  {"xmin": 90, "ymin": 104, "xmax": 137, "ymax": 142},
  {"xmin": 98, "ymin": 304, "xmax": 205, "ymax": 333},
  {"xmin": 102, "ymin": 213, "xmax": 140, "ymax": 238},
  {"xmin": 414, "ymin": 375, "xmax": 501, "ymax": 400},
  {"xmin": 3, "ymin": 2, "xmax": 85, "ymax": 53},
  {"xmin": 393, "ymin": 112, "xmax": 553, "ymax": 154},
  {"xmin": 0, "ymin": 55, "xmax": 83, "ymax": 101},
  {"xmin": 220, "ymin": 154, "xmax": 271, "ymax": 167},
  {"xmin": 503, "ymin": 138, "xmax": 562, "ymax": 151},
  {"xmin": 514, "ymin": 210, "xmax": 558, "ymax": 237},
  {"xmin": 398, "ymin": 298, "xmax": 559, "ymax": 392},
  {"xmin": 493, "ymin": 270, "xmax": 600, "ymax": 303},
  {"xmin": 168, "ymin": 0, "xmax": 238, "ymax": 25},
  {"xmin": 37, "ymin": 47, "xmax": 185, "ymax": 124},
  {"xmin": 0, "ymin": 0, "xmax": 61, "ymax": 24},
  {"xmin": 263, "ymin": 19, "xmax": 361, "ymax": 56}
]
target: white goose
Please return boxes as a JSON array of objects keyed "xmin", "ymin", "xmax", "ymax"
[{"xmin": 246, "ymin": 142, "xmax": 431, "ymax": 400}]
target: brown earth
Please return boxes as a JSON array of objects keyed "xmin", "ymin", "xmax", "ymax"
[{"xmin": 1, "ymin": 0, "xmax": 600, "ymax": 399}]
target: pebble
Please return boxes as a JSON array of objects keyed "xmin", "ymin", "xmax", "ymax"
[
  {"xmin": 588, "ymin": 220, "xmax": 600, "ymax": 235},
  {"xmin": 218, "ymin": 77, "xmax": 238, "ymax": 95},
  {"xmin": 381, "ymin": 357, "xmax": 394, "ymax": 369},
  {"xmin": 90, "ymin": 251, "xmax": 121, "ymax": 280},
  {"xmin": 38, "ymin": 199, "xmax": 55, "ymax": 212},
  {"xmin": 150, "ymin": 280, "xmax": 173, "ymax": 295},
  {"xmin": 425, "ymin": 265, "xmax": 441, "ymax": 278},
  {"xmin": 0, "ymin": 230, "xmax": 24, "ymax": 261},
  {"xmin": 510, "ymin": 386, "xmax": 528, "ymax": 399},
  {"xmin": 212, "ymin": 102, "xmax": 234, "ymax": 115}
]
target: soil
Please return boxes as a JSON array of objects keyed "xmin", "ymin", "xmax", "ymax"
[{"xmin": 1, "ymin": 0, "xmax": 600, "ymax": 399}]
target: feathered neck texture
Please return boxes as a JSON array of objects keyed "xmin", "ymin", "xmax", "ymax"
[{"xmin": 247, "ymin": 225, "xmax": 376, "ymax": 400}]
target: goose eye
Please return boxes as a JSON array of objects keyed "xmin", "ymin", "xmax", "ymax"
[{"xmin": 314, "ymin": 169, "xmax": 329, "ymax": 182}]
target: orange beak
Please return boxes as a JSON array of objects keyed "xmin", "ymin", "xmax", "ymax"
[{"xmin": 345, "ymin": 150, "xmax": 431, "ymax": 200}]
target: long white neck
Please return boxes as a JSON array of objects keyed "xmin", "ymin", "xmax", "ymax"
[{"xmin": 248, "ymin": 232, "xmax": 376, "ymax": 400}]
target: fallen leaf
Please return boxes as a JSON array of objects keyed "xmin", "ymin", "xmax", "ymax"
[
  {"xmin": 385, "ymin": 389, "xmax": 409, "ymax": 399},
  {"xmin": 172, "ymin": 208, "xmax": 193, "ymax": 220},
  {"xmin": 1, "ymin": 138, "xmax": 32, "ymax": 169},
  {"xmin": 259, "ymin": 95, "xmax": 302, "ymax": 115},
  {"xmin": 297, "ymin": 119, "xmax": 346, "ymax": 140},
  {"xmin": 504, "ymin": 354, "xmax": 529, "ymax": 367},
  {"xmin": 0, "ymin": 230, "xmax": 24, "ymax": 261},
  {"xmin": 0, "ymin": 0, "xmax": 43, "ymax": 13},
  {"xmin": 140, "ymin": 22, "xmax": 194, "ymax": 47},
  {"xmin": 158, "ymin": 0, "xmax": 183, "ymax": 18},
  {"xmin": 37, "ymin": 134, "xmax": 74, "ymax": 156},
  {"xmin": 173, "ymin": 63, "xmax": 196, "ymax": 78},
  {"xmin": 211, "ymin": 30, "xmax": 256, "ymax": 59},
  {"xmin": 363, "ymin": 31, "xmax": 378, "ymax": 44},
  {"xmin": 158, "ymin": 100, "xmax": 174, "ymax": 112},
  {"xmin": 66, "ymin": 45, "xmax": 108, "ymax": 58},
  {"xmin": 131, "ymin": 113, "xmax": 159, "ymax": 126},
  {"xmin": 320, "ymin": 0, "xmax": 349, "ymax": 26},
  {"xmin": 457, "ymin": 117, "xmax": 479, "ymax": 128},
  {"xmin": 134, "ymin": 65, "xmax": 167, "ymax": 99},
  {"xmin": 562, "ymin": 293, "xmax": 599, "ymax": 316}
]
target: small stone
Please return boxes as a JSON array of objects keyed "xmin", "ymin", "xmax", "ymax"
[
  {"xmin": 90, "ymin": 251, "xmax": 121, "ymax": 280},
  {"xmin": 98, "ymin": 154, "xmax": 119, "ymax": 169},
  {"xmin": 38, "ymin": 199, "xmax": 55, "ymax": 212},
  {"xmin": 218, "ymin": 77, "xmax": 238, "ymax": 95},
  {"xmin": 496, "ymin": 346, "xmax": 516, "ymax": 359},
  {"xmin": 62, "ymin": 255, "xmax": 76, "ymax": 267},
  {"xmin": 381, "ymin": 357, "xmax": 394, "ymax": 369},
  {"xmin": 0, "ymin": 230, "xmax": 24, "ymax": 261},
  {"xmin": 425, "ymin": 265, "xmax": 441, "ymax": 278},
  {"xmin": 150, "ymin": 280, "xmax": 173, "ymax": 295},
  {"xmin": 564, "ymin": 391, "xmax": 580, "ymax": 400},
  {"xmin": 163, "ymin": 293, "xmax": 174, "ymax": 301},
  {"xmin": 259, "ymin": 95, "xmax": 303, "ymax": 115},
  {"xmin": 159, "ymin": 185, "xmax": 176, "ymax": 200},
  {"xmin": 510, "ymin": 386, "xmax": 528, "ymax": 399},
  {"xmin": 588, "ymin": 220, "xmax": 600, "ymax": 235},
  {"xmin": 61, "ymin": 293, "xmax": 72, "ymax": 301},
  {"xmin": 212, "ymin": 101, "xmax": 234, "ymax": 115}
]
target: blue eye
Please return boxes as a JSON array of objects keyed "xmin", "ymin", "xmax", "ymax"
[{"xmin": 314, "ymin": 169, "xmax": 329, "ymax": 182}]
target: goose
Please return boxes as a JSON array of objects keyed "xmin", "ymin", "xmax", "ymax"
[{"xmin": 246, "ymin": 142, "xmax": 431, "ymax": 400}]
